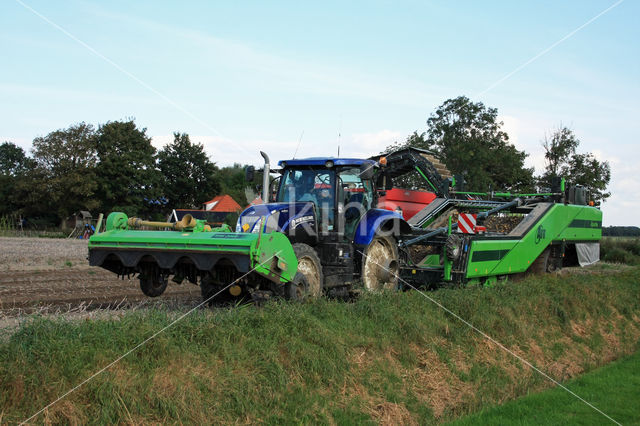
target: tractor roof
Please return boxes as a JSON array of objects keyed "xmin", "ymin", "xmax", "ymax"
[{"xmin": 278, "ymin": 157, "xmax": 377, "ymax": 167}]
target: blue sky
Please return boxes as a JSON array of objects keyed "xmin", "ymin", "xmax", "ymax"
[{"xmin": 1, "ymin": 0, "xmax": 638, "ymax": 225}]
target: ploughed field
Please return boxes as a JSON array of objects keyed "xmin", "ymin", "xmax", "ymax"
[{"xmin": 0, "ymin": 237, "xmax": 200, "ymax": 312}]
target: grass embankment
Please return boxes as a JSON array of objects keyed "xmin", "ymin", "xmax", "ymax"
[
  {"xmin": 1, "ymin": 266, "xmax": 639, "ymax": 424},
  {"xmin": 451, "ymin": 350, "xmax": 640, "ymax": 425}
]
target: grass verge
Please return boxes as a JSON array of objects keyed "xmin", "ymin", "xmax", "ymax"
[
  {"xmin": 0, "ymin": 265, "xmax": 639, "ymax": 424},
  {"xmin": 450, "ymin": 350, "xmax": 640, "ymax": 425}
]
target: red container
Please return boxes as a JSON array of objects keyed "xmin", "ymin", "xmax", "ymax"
[{"xmin": 378, "ymin": 188, "xmax": 436, "ymax": 220}]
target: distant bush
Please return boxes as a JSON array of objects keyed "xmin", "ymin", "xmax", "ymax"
[{"xmin": 601, "ymin": 238, "xmax": 640, "ymax": 265}]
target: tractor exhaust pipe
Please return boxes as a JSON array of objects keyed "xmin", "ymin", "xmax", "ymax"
[{"xmin": 260, "ymin": 151, "xmax": 270, "ymax": 203}]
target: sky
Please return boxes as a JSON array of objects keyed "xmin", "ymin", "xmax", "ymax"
[{"xmin": 1, "ymin": 0, "xmax": 638, "ymax": 225}]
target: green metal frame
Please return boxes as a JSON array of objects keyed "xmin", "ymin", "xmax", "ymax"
[
  {"xmin": 89, "ymin": 212, "xmax": 298, "ymax": 284},
  {"xmin": 465, "ymin": 203, "xmax": 601, "ymax": 279}
]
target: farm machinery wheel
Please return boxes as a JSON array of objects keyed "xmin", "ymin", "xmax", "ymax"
[
  {"xmin": 200, "ymin": 276, "xmax": 237, "ymax": 305},
  {"xmin": 285, "ymin": 272, "xmax": 310, "ymax": 302},
  {"xmin": 529, "ymin": 247, "xmax": 559, "ymax": 275},
  {"xmin": 139, "ymin": 269, "xmax": 168, "ymax": 297},
  {"xmin": 292, "ymin": 243, "xmax": 323, "ymax": 298},
  {"xmin": 362, "ymin": 235, "xmax": 399, "ymax": 291}
]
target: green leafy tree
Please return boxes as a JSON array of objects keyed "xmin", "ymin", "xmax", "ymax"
[
  {"xmin": 0, "ymin": 142, "xmax": 35, "ymax": 176},
  {"xmin": 540, "ymin": 127, "xmax": 611, "ymax": 203},
  {"xmin": 425, "ymin": 96, "xmax": 534, "ymax": 192},
  {"xmin": 386, "ymin": 97, "xmax": 534, "ymax": 192},
  {"xmin": 217, "ymin": 164, "xmax": 251, "ymax": 206},
  {"xmin": 28, "ymin": 123, "xmax": 99, "ymax": 222},
  {"xmin": 567, "ymin": 152, "xmax": 611, "ymax": 203},
  {"xmin": 157, "ymin": 132, "xmax": 220, "ymax": 208},
  {"xmin": 95, "ymin": 120, "xmax": 161, "ymax": 217},
  {"xmin": 214, "ymin": 163, "xmax": 267, "ymax": 207},
  {"xmin": 541, "ymin": 126, "xmax": 579, "ymax": 180},
  {"xmin": 0, "ymin": 142, "xmax": 35, "ymax": 217}
]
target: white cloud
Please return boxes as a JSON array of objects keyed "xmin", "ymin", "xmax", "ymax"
[
  {"xmin": 347, "ymin": 130, "xmax": 403, "ymax": 158},
  {"xmin": 151, "ymin": 134, "xmax": 297, "ymax": 168}
]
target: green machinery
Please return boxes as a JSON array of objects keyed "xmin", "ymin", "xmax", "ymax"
[
  {"xmin": 89, "ymin": 212, "xmax": 299, "ymax": 299},
  {"xmin": 399, "ymin": 198, "xmax": 602, "ymax": 287}
]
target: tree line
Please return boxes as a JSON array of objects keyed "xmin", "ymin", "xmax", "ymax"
[
  {"xmin": 385, "ymin": 96, "xmax": 610, "ymax": 203},
  {"xmin": 0, "ymin": 96, "xmax": 612, "ymax": 228},
  {"xmin": 602, "ymin": 227, "xmax": 640, "ymax": 237},
  {"xmin": 0, "ymin": 120, "xmax": 252, "ymax": 227}
]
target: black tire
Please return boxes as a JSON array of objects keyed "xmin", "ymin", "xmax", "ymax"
[
  {"xmin": 285, "ymin": 272, "xmax": 310, "ymax": 302},
  {"xmin": 362, "ymin": 235, "xmax": 399, "ymax": 291},
  {"xmin": 529, "ymin": 248, "xmax": 551, "ymax": 275},
  {"xmin": 139, "ymin": 274, "xmax": 168, "ymax": 297},
  {"xmin": 292, "ymin": 243, "xmax": 323, "ymax": 298},
  {"xmin": 200, "ymin": 276, "xmax": 224, "ymax": 305}
]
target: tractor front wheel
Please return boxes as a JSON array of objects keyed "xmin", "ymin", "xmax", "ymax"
[{"xmin": 292, "ymin": 243, "xmax": 323, "ymax": 298}]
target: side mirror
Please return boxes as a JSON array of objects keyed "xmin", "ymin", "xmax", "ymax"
[
  {"xmin": 245, "ymin": 165, "xmax": 255, "ymax": 182},
  {"xmin": 359, "ymin": 163, "xmax": 374, "ymax": 180}
]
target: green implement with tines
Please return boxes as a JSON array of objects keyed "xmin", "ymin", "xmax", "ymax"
[{"xmin": 88, "ymin": 212, "xmax": 298, "ymax": 300}]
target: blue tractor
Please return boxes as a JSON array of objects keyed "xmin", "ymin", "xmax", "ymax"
[{"xmin": 237, "ymin": 152, "xmax": 412, "ymax": 297}]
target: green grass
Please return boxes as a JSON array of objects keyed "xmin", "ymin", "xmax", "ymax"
[
  {"xmin": 450, "ymin": 351, "xmax": 640, "ymax": 425},
  {"xmin": 1, "ymin": 266, "xmax": 639, "ymax": 424}
]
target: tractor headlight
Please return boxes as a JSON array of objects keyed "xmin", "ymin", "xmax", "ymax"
[{"xmin": 264, "ymin": 212, "xmax": 280, "ymax": 233}]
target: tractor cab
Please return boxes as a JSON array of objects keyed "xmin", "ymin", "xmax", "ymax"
[
  {"xmin": 238, "ymin": 157, "xmax": 384, "ymax": 243},
  {"xmin": 274, "ymin": 158, "xmax": 376, "ymax": 237},
  {"xmin": 237, "ymin": 155, "xmax": 408, "ymax": 290}
]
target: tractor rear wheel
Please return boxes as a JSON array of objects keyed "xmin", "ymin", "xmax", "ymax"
[
  {"xmin": 139, "ymin": 274, "xmax": 168, "ymax": 297},
  {"xmin": 362, "ymin": 235, "xmax": 399, "ymax": 291},
  {"xmin": 292, "ymin": 243, "xmax": 323, "ymax": 298}
]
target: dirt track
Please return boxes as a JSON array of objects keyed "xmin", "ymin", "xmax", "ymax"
[{"xmin": 0, "ymin": 237, "xmax": 200, "ymax": 312}]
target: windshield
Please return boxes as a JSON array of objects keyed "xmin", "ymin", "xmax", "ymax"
[{"xmin": 277, "ymin": 168, "xmax": 335, "ymax": 204}]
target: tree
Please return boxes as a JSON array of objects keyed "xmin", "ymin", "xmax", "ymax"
[
  {"xmin": 387, "ymin": 96, "xmax": 534, "ymax": 192},
  {"xmin": 540, "ymin": 126, "xmax": 611, "ymax": 203},
  {"xmin": 541, "ymin": 126, "xmax": 579, "ymax": 180},
  {"xmin": 28, "ymin": 123, "xmax": 99, "ymax": 221},
  {"xmin": 0, "ymin": 142, "xmax": 35, "ymax": 176},
  {"xmin": 0, "ymin": 142, "xmax": 36, "ymax": 217},
  {"xmin": 426, "ymin": 96, "xmax": 534, "ymax": 192},
  {"xmin": 567, "ymin": 152, "xmax": 611, "ymax": 203},
  {"xmin": 217, "ymin": 164, "xmax": 251, "ymax": 206},
  {"xmin": 95, "ymin": 120, "xmax": 161, "ymax": 217},
  {"xmin": 157, "ymin": 132, "xmax": 220, "ymax": 208}
]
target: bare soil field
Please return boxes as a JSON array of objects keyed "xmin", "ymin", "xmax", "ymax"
[{"xmin": 0, "ymin": 237, "xmax": 200, "ymax": 313}]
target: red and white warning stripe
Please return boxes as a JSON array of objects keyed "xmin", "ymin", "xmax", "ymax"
[{"xmin": 458, "ymin": 213, "xmax": 477, "ymax": 234}]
